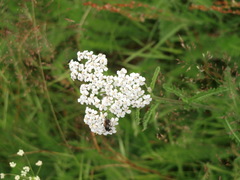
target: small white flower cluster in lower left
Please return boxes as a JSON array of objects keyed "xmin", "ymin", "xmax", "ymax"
[{"xmin": 0, "ymin": 149, "xmax": 42, "ymax": 180}]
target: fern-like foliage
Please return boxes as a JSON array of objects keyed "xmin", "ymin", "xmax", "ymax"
[
  {"xmin": 150, "ymin": 66, "xmax": 160, "ymax": 91},
  {"xmin": 224, "ymin": 116, "xmax": 240, "ymax": 145},
  {"xmin": 188, "ymin": 87, "xmax": 229, "ymax": 103},
  {"xmin": 142, "ymin": 103, "xmax": 159, "ymax": 131},
  {"xmin": 163, "ymin": 83, "xmax": 230, "ymax": 105},
  {"xmin": 163, "ymin": 83, "xmax": 188, "ymax": 103},
  {"xmin": 222, "ymin": 67, "xmax": 240, "ymax": 145},
  {"xmin": 133, "ymin": 108, "xmax": 141, "ymax": 125}
]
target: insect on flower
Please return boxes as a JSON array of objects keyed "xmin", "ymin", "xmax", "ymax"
[{"xmin": 104, "ymin": 119, "xmax": 112, "ymax": 131}]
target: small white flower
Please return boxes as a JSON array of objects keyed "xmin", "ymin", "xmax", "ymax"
[
  {"xmin": 23, "ymin": 166, "xmax": 30, "ymax": 172},
  {"xmin": 17, "ymin": 149, "xmax": 24, "ymax": 156},
  {"xmin": 21, "ymin": 170, "xmax": 27, "ymax": 176},
  {"xmin": 147, "ymin": 87, "xmax": 152, "ymax": 93},
  {"xmin": 0, "ymin": 173, "xmax": 5, "ymax": 179},
  {"xmin": 9, "ymin": 162, "xmax": 16, "ymax": 168},
  {"xmin": 35, "ymin": 160, "xmax": 42, "ymax": 166},
  {"xmin": 34, "ymin": 176, "xmax": 40, "ymax": 180},
  {"xmin": 15, "ymin": 175, "xmax": 20, "ymax": 180}
]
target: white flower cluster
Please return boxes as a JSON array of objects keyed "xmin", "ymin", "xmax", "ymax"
[
  {"xmin": 69, "ymin": 50, "xmax": 152, "ymax": 135},
  {"xmin": 0, "ymin": 150, "xmax": 42, "ymax": 180}
]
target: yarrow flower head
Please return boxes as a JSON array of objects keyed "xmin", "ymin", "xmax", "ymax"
[{"xmin": 69, "ymin": 50, "xmax": 152, "ymax": 135}]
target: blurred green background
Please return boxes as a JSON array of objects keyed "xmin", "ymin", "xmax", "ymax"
[{"xmin": 1, "ymin": 0, "xmax": 240, "ymax": 179}]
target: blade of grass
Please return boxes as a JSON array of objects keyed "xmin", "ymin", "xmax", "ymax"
[
  {"xmin": 153, "ymin": 23, "xmax": 185, "ymax": 49},
  {"xmin": 123, "ymin": 42, "xmax": 155, "ymax": 63}
]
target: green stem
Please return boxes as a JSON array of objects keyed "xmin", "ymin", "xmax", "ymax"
[
  {"xmin": 31, "ymin": 0, "xmax": 68, "ymax": 147},
  {"xmin": 152, "ymin": 95, "xmax": 215, "ymax": 110},
  {"xmin": 225, "ymin": 118, "xmax": 240, "ymax": 144}
]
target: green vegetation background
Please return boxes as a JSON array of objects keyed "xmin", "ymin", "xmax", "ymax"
[{"xmin": 0, "ymin": 0, "xmax": 240, "ymax": 179}]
